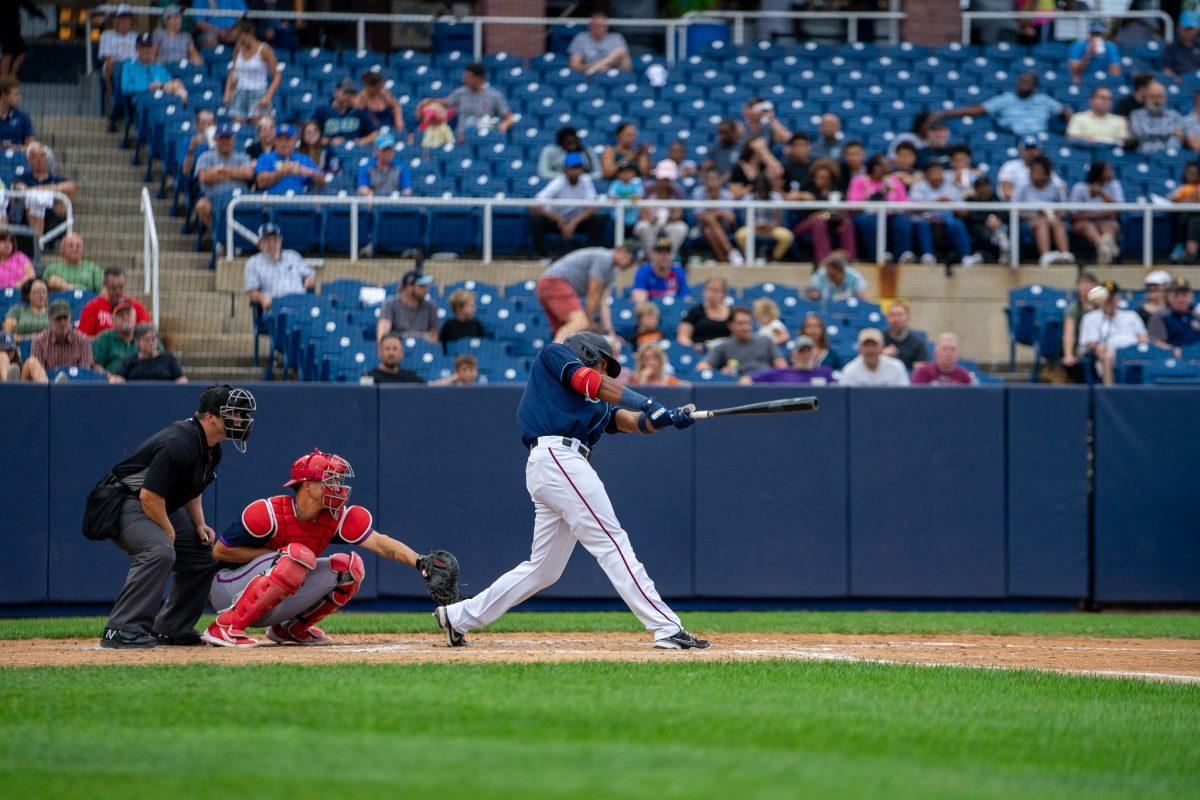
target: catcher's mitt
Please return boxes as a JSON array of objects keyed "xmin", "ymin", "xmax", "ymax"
[{"xmin": 417, "ymin": 550, "xmax": 460, "ymax": 605}]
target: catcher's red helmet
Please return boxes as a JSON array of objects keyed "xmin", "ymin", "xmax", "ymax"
[{"xmin": 284, "ymin": 448, "xmax": 354, "ymax": 517}]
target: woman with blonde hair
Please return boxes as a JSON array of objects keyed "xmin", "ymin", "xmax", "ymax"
[
  {"xmin": 633, "ymin": 343, "xmax": 688, "ymax": 387},
  {"xmin": 752, "ymin": 297, "xmax": 789, "ymax": 346}
]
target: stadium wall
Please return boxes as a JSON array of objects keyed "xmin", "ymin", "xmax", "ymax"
[{"xmin": 2, "ymin": 384, "xmax": 1197, "ymax": 607}]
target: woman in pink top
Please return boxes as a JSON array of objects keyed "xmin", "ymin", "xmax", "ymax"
[
  {"xmin": 847, "ymin": 154, "xmax": 915, "ymax": 263},
  {"xmin": 0, "ymin": 232, "xmax": 34, "ymax": 289}
]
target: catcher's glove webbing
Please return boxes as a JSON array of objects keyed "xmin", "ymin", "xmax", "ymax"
[{"xmin": 417, "ymin": 550, "xmax": 460, "ymax": 605}]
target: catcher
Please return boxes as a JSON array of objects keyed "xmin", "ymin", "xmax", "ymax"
[{"xmin": 202, "ymin": 448, "xmax": 459, "ymax": 648}]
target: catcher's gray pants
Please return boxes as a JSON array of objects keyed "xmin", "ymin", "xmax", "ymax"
[
  {"xmin": 105, "ymin": 498, "xmax": 219, "ymax": 637},
  {"xmin": 209, "ymin": 553, "xmax": 340, "ymax": 628}
]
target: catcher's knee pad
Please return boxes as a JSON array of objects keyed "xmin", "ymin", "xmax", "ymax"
[
  {"xmin": 216, "ymin": 545, "xmax": 316, "ymax": 630},
  {"xmin": 288, "ymin": 552, "xmax": 365, "ymax": 634}
]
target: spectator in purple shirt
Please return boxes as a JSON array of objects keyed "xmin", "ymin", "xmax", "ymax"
[{"xmin": 741, "ymin": 336, "xmax": 836, "ymax": 384}]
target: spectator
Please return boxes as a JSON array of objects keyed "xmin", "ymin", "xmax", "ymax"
[
  {"xmin": 888, "ymin": 141, "xmax": 922, "ymax": 190},
  {"xmin": 1171, "ymin": 161, "xmax": 1200, "ymax": 263},
  {"xmin": 243, "ymin": 223, "xmax": 313, "ymax": 313},
  {"xmin": 781, "ymin": 133, "xmax": 814, "ymax": 197},
  {"xmin": 1016, "ymin": 155, "xmax": 1074, "ymax": 266},
  {"xmin": 753, "ymin": 298, "xmax": 789, "ymax": 346},
  {"xmin": 253, "ymin": 0, "xmax": 302, "ymax": 52},
  {"xmin": 666, "ymin": 140, "xmax": 698, "ymax": 180},
  {"xmin": 801, "ymin": 311, "xmax": 844, "ymax": 371},
  {"xmin": 916, "ymin": 121, "xmax": 954, "ymax": 168},
  {"xmin": 377, "ymin": 270, "xmax": 440, "ymax": 344},
  {"xmin": 113, "ymin": 324, "xmax": 186, "ymax": 383},
  {"xmin": 535, "ymin": 242, "xmax": 636, "ymax": 340},
  {"xmin": 601, "ymin": 122, "xmax": 651, "ymax": 179},
  {"xmin": 810, "ymin": 113, "xmax": 844, "ymax": 160},
  {"xmin": 805, "ymin": 251, "xmax": 869, "ymax": 303},
  {"xmin": 631, "ymin": 238, "xmax": 690, "ymax": 304},
  {"xmin": 691, "ymin": 167, "xmax": 741, "ymax": 264},
  {"xmin": 1078, "ymin": 280, "xmax": 1149, "ymax": 384},
  {"xmin": 99, "ymin": 5, "xmax": 138, "ymax": 107},
  {"xmin": 353, "ymin": 71, "xmax": 406, "ymax": 132},
  {"xmin": 193, "ymin": 122, "xmax": 253, "ymax": 235},
  {"xmin": 254, "ymin": 124, "xmax": 323, "ymax": 195},
  {"xmin": 530, "ymin": 152, "xmax": 599, "ymax": 258},
  {"xmin": 568, "ymin": 13, "xmax": 632, "ymax": 76},
  {"xmin": 837, "ymin": 140, "xmax": 867, "ymax": 193},
  {"xmin": 887, "ymin": 111, "xmax": 933, "ymax": 160},
  {"xmin": 244, "ymin": 115, "xmax": 275, "ymax": 160},
  {"xmin": 703, "ymin": 118, "xmax": 741, "ymax": 177},
  {"xmin": 121, "ymin": 34, "xmax": 189, "ymax": 105},
  {"xmin": 222, "ymin": 19, "xmax": 280, "ymax": 123},
  {"xmin": 729, "ymin": 138, "xmax": 784, "ymax": 198},
  {"xmin": 30, "ymin": 299, "xmax": 95, "ymax": 374},
  {"xmin": 194, "ymin": 0, "xmax": 248, "ymax": 47},
  {"xmin": 438, "ymin": 63, "xmax": 513, "ymax": 136},
  {"xmin": 838, "ymin": 327, "xmax": 910, "ymax": 387},
  {"xmin": 948, "ymin": 145, "xmax": 980, "ymax": 195},
  {"xmin": 356, "ymin": 133, "xmax": 411, "ymax": 197},
  {"xmin": 908, "ymin": 159, "xmax": 983, "ymax": 266},
  {"xmin": 180, "ymin": 109, "xmax": 216, "ymax": 179},
  {"xmin": 1137, "ymin": 270, "xmax": 1172, "ymax": 325},
  {"xmin": 0, "ymin": 0, "xmax": 45, "ymax": 79},
  {"xmin": 847, "ymin": 154, "xmax": 915, "ymax": 263},
  {"xmin": 1069, "ymin": 161, "xmax": 1124, "ymax": 266},
  {"xmin": 43, "ymin": 233, "xmax": 103, "ymax": 293},
  {"xmin": 1067, "ymin": 87, "xmax": 1130, "ymax": 145},
  {"xmin": 965, "ymin": 175, "xmax": 1009, "ymax": 262},
  {"xmin": 439, "ymin": 289, "xmax": 488, "ymax": 349},
  {"xmin": 538, "ymin": 127, "xmax": 599, "ymax": 180},
  {"xmin": 631, "ymin": 301, "xmax": 663, "ymax": 351},
  {"xmin": 296, "ymin": 119, "xmax": 341, "ymax": 181},
  {"xmin": 740, "ymin": 96, "xmax": 791, "ymax": 145},
  {"xmin": 1163, "ymin": 11, "xmax": 1200, "ymax": 81},
  {"xmin": 882, "ymin": 300, "xmax": 928, "ymax": 370},
  {"xmin": 997, "ymin": 137, "xmax": 1061, "ymax": 200},
  {"xmin": 792, "ymin": 159, "xmax": 857, "ymax": 263},
  {"xmin": 1060, "ymin": 270, "xmax": 1099, "ymax": 381},
  {"xmin": 1182, "ymin": 91, "xmax": 1200, "ymax": 151},
  {"xmin": 363, "ymin": 332, "xmax": 423, "ymax": 383},
  {"xmin": 634, "ymin": 161, "xmax": 688, "ymax": 258},
  {"xmin": 735, "ymin": 174, "xmax": 794, "ymax": 262},
  {"xmin": 2, "ymin": 275, "xmax": 48, "ymax": 341},
  {"xmin": 314, "ymin": 77, "xmax": 378, "ymax": 146},
  {"xmin": 0, "ymin": 229, "xmax": 33, "ymax": 288},
  {"xmin": 0, "ymin": 329, "xmax": 45, "ymax": 382},
  {"xmin": 1069, "ymin": 22, "xmax": 1121, "ymax": 83},
  {"xmin": 92, "ymin": 301, "xmax": 148, "ymax": 373},
  {"xmin": 911, "ymin": 333, "xmax": 976, "ymax": 385},
  {"xmin": 153, "ymin": 5, "xmax": 203, "ymax": 66},
  {"xmin": 14, "ymin": 141, "xmax": 76, "ymax": 239},
  {"xmin": 631, "ymin": 344, "xmax": 687, "ymax": 387},
  {"xmin": 607, "ymin": 159, "xmax": 644, "ymax": 236},
  {"xmin": 1115, "ymin": 72, "xmax": 1154, "ymax": 117},
  {"xmin": 934, "ymin": 72, "xmax": 1070, "ymax": 138},
  {"xmin": 742, "ymin": 336, "xmax": 836, "ymax": 385},
  {"xmin": 1148, "ymin": 278, "xmax": 1200, "ymax": 353},
  {"xmin": 697, "ymin": 306, "xmax": 787, "ymax": 377},
  {"xmin": 677, "ymin": 277, "xmax": 732, "ymax": 351},
  {"xmin": 1129, "ymin": 81, "xmax": 1183, "ymax": 154},
  {"xmin": 428, "ymin": 353, "xmax": 481, "ymax": 386},
  {"xmin": 0, "ymin": 77, "xmax": 34, "ymax": 150}
]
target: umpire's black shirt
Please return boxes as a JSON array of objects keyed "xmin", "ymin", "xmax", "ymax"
[{"xmin": 110, "ymin": 417, "xmax": 221, "ymax": 513}]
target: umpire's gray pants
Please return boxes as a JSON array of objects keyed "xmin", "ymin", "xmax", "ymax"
[
  {"xmin": 209, "ymin": 553, "xmax": 340, "ymax": 628},
  {"xmin": 105, "ymin": 498, "xmax": 219, "ymax": 636}
]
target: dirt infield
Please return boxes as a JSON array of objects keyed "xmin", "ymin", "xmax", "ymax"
[{"xmin": 3, "ymin": 632, "xmax": 1199, "ymax": 682}]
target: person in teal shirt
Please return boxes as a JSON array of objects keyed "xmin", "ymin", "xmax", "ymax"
[
  {"xmin": 120, "ymin": 34, "xmax": 188, "ymax": 103},
  {"xmin": 607, "ymin": 160, "xmax": 643, "ymax": 229}
]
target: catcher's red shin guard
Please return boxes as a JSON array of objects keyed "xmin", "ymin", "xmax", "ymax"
[
  {"xmin": 215, "ymin": 543, "xmax": 316, "ymax": 632},
  {"xmin": 284, "ymin": 551, "xmax": 365, "ymax": 637}
]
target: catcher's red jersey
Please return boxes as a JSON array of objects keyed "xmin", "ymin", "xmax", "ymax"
[{"xmin": 235, "ymin": 495, "xmax": 373, "ymax": 555}]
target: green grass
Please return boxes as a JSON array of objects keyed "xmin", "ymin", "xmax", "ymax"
[
  {"xmin": 3, "ymin": 610, "xmax": 1200, "ymax": 640},
  {"xmin": 1, "ymin": 661, "xmax": 1197, "ymax": 800}
]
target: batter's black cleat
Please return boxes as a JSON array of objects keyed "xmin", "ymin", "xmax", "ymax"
[
  {"xmin": 654, "ymin": 629, "xmax": 711, "ymax": 650},
  {"xmin": 100, "ymin": 628, "xmax": 157, "ymax": 649},
  {"xmin": 151, "ymin": 630, "xmax": 203, "ymax": 647},
  {"xmin": 433, "ymin": 606, "xmax": 466, "ymax": 647}
]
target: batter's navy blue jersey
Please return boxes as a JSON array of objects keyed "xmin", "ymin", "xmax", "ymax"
[{"xmin": 518, "ymin": 343, "xmax": 620, "ymax": 449}]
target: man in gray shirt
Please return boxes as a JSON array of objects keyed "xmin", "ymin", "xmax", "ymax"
[
  {"xmin": 244, "ymin": 223, "xmax": 314, "ymax": 312},
  {"xmin": 536, "ymin": 242, "xmax": 636, "ymax": 341},
  {"xmin": 441, "ymin": 64, "xmax": 513, "ymax": 134},
  {"xmin": 697, "ymin": 306, "xmax": 787, "ymax": 377},
  {"xmin": 531, "ymin": 152, "xmax": 600, "ymax": 257},
  {"xmin": 376, "ymin": 269, "xmax": 441, "ymax": 344},
  {"xmin": 568, "ymin": 13, "xmax": 632, "ymax": 75},
  {"xmin": 194, "ymin": 122, "xmax": 253, "ymax": 235}
]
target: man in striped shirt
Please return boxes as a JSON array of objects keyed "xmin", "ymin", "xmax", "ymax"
[{"xmin": 30, "ymin": 300, "xmax": 95, "ymax": 376}]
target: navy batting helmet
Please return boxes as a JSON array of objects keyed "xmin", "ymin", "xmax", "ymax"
[{"xmin": 564, "ymin": 331, "xmax": 621, "ymax": 378}]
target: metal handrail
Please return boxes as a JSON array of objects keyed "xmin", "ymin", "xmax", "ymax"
[
  {"xmin": 682, "ymin": 4, "xmax": 907, "ymax": 49},
  {"xmin": 140, "ymin": 187, "xmax": 160, "ymax": 327},
  {"xmin": 4, "ymin": 189, "xmax": 74, "ymax": 249},
  {"xmin": 225, "ymin": 192, "xmax": 1194, "ymax": 268},
  {"xmin": 961, "ymin": 10, "xmax": 1174, "ymax": 45}
]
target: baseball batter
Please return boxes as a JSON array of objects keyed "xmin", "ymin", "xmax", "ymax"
[
  {"xmin": 435, "ymin": 332, "xmax": 709, "ymax": 649},
  {"xmin": 203, "ymin": 448, "xmax": 459, "ymax": 648}
]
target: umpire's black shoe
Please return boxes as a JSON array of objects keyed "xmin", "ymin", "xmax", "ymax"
[
  {"xmin": 654, "ymin": 629, "xmax": 711, "ymax": 650},
  {"xmin": 433, "ymin": 606, "xmax": 467, "ymax": 647},
  {"xmin": 100, "ymin": 628, "xmax": 157, "ymax": 649},
  {"xmin": 151, "ymin": 630, "xmax": 203, "ymax": 647}
]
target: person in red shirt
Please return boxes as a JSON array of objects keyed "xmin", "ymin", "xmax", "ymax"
[
  {"xmin": 911, "ymin": 332, "xmax": 977, "ymax": 385},
  {"xmin": 77, "ymin": 266, "xmax": 150, "ymax": 337}
]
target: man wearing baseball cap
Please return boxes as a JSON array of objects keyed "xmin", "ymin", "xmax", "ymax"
[
  {"xmin": 254, "ymin": 123, "xmax": 324, "ymax": 195},
  {"xmin": 194, "ymin": 121, "xmax": 254, "ymax": 235},
  {"xmin": 838, "ymin": 327, "xmax": 910, "ymax": 387},
  {"xmin": 29, "ymin": 299, "xmax": 96, "ymax": 375},
  {"xmin": 1068, "ymin": 22, "xmax": 1121, "ymax": 83},
  {"xmin": 99, "ymin": 5, "xmax": 137, "ymax": 110},
  {"xmin": 244, "ymin": 223, "xmax": 314, "ymax": 313},
  {"xmin": 742, "ymin": 335, "xmax": 836, "ymax": 385},
  {"xmin": 531, "ymin": 150, "xmax": 599, "ymax": 258},
  {"xmin": 315, "ymin": 76, "xmax": 379, "ymax": 146},
  {"xmin": 92, "ymin": 299, "xmax": 158, "ymax": 374},
  {"xmin": 1164, "ymin": 11, "xmax": 1200, "ymax": 80},
  {"xmin": 1149, "ymin": 278, "xmax": 1200, "ymax": 353},
  {"xmin": 377, "ymin": 270, "xmax": 441, "ymax": 344},
  {"xmin": 357, "ymin": 132, "xmax": 412, "ymax": 197},
  {"xmin": 120, "ymin": 32, "xmax": 188, "ymax": 104},
  {"xmin": 630, "ymin": 236, "xmax": 690, "ymax": 305}
]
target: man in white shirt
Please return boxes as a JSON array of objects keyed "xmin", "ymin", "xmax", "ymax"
[
  {"xmin": 1067, "ymin": 87, "xmax": 1130, "ymax": 145},
  {"xmin": 530, "ymin": 152, "xmax": 599, "ymax": 258},
  {"xmin": 838, "ymin": 328, "xmax": 911, "ymax": 387},
  {"xmin": 99, "ymin": 5, "xmax": 138, "ymax": 113},
  {"xmin": 1078, "ymin": 280, "xmax": 1150, "ymax": 384},
  {"xmin": 996, "ymin": 137, "xmax": 1066, "ymax": 199},
  {"xmin": 243, "ymin": 223, "xmax": 314, "ymax": 313}
]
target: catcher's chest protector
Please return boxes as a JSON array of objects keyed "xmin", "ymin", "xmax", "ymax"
[{"xmin": 256, "ymin": 495, "xmax": 372, "ymax": 556}]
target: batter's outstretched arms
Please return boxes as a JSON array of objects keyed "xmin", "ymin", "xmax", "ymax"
[{"xmin": 572, "ymin": 366, "xmax": 694, "ymax": 433}]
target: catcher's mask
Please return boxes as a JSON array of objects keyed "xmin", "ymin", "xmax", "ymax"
[
  {"xmin": 197, "ymin": 384, "xmax": 256, "ymax": 453},
  {"xmin": 284, "ymin": 448, "xmax": 354, "ymax": 518}
]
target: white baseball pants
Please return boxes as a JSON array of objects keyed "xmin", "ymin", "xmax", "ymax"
[{"xmin": 444, "ymin": 438, "xmax": 683, "ymax": 640}]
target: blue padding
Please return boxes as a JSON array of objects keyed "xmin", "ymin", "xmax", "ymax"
[
  {"xmin": 48, "ymin": 385, "xmax": 210, "ymax": 602},
  {"xmin": 0, "ymin": 385, "xmax": 49, "ymax": 602},
  {"xmin": 1094, "ymin": 387, "xmax": 1200, "ymax": 602},
  {"xmin": 848, "ymin": 388, "xmax": 1007, "ymax": 598},
  {"xmin": 1006, "ymin": 386, "xmax": 1089, "ymax": 598},
  {"xmin": 693, "ymin": 386, "xmax": 848, "ymax": 597},
  {"xmin": 213, "ymin": 383, "xmax": 380, "ymax": 599}
]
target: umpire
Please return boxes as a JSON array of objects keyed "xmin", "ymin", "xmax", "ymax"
[{"xmin": 93, "ymin": 385, "xmax": 256, "ymax": 649}]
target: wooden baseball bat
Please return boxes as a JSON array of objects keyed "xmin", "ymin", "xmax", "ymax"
[{"xmin": 691, "ymin": 396, "xmax": 820, "ymax": 420}]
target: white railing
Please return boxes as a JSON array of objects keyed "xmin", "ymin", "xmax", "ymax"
[
  {"xmin": 5, "ymin": 189, "xmax": 74, "ymax": 249},
  {"xmin": 682, "ymin": 4, "xmax": 907, "ymax": 47},
  {"xmin": 225, "ymin": 193, "xmax": 1199, "ymax": 268},
  {"xmin": 140, "ymin": 187, "xmax": 160, "ymax": 327},
  {"xmin": 961, "ymin": 10, "xmax": 1175, "ymax": 45}
]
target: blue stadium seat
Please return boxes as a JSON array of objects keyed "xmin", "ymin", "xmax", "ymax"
[
  {"xmin": 374, "ymin": 208, "xmax": 425, "ymax": 254},
  {"xmin": 428, "ymin": 208, "xmax": 479, "ymax": 254},
  {"xmin": 270, "ymin": 206, "xmax": 323, "ymax": 255},
  {"xmin": 47, "ymin": 366, "xmax": 106, "ymax": 382},
  {"xmin": 322, "ymin": 206, "xmax": 375, "ymax": 256},
  {"xmin": 322, "ymin": 279, "xmax": 370, "ymax": 309},
  {"xmin": 1115, "ymin": 343, "xmax": 1176, "ymax": 384},
  {"xmin": 49, "ymin": 290, "xmax": 95, "ymax": 320}
]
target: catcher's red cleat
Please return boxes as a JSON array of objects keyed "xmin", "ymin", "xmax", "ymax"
[
  {"xmin": 202, "ymin": 621, "xmax": 258, "ymax": 648},
  {"xmin": 266, "ymin": 622, "xmax": 332, "ymax": 646}
]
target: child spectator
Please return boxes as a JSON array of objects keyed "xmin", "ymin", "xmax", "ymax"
[
  {"xmin": 634, "ymin": 160, "xmax": 688, "ymax": 258},
  {"xmin": 752, "ymin": 297, "xmax": 790, "ymax": 346},
  {"xmin": 607, "ymin": 160, "xmax": 644, "ymax": 234},
  {"xmin": 848, "ymin": 153, "xmax": 914, "ymax": 263},
  {"xmin": 632, "ymin": 301, "xmax": 664, "ymax": 351},
  {"xmin": 965, "ymin": 175, "xmax": 1009, "ymax": 262},
  {"xmin": 667, "ymin": 140, "xmax": 698, "ymax": 179},
  {"xmin": 1015, "ymin": 155, "xmax": 1074, "ymax": 266},
  {"xmin": 632, "ymin": 343, "xmax": 687, "ymax": 387},
  {"xmin": 734, "ymin": 174, "xmax": 793, "ymax": 262},
  {"xmin": 112, "ymin": 324, "xmax": 186, "ymax": 383},
  {"xmin": 430, "ymin": 354, "xmax": 481, "ymax": 386},
  {"xmin": 888, "ymin": 141, "xmax": 922, "ymax": 189},
  {"xmin": 439, "ymin": 289, "xmax": 487, "ymax": 349},
  {"xmin": 908, "ymin": 159, "xmax": 982, "ymax": 266},
  {"xmin": 948, "ymin": 146, "xmax": 979, "ymax": 195},
  {"xmin": 0, "ymin": 230, "xmax": 33, "ymax": 288},
  {"xmin": 691, "ymin": 168, "xmax": 740, "ymax": 264},
  {"xmin": 2, "ymin": 275, "xmax": 48, "ymax": 341},
  {"xmin": 1171, "ymin": 161, "xmax": 1200, "ymax": 264},
  {"xmin": 1069, "ymin": 161, "xmax": 1123, "ymax": 266}
]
